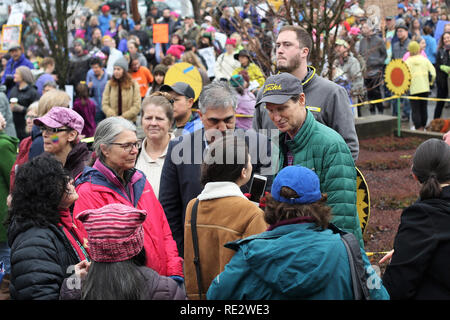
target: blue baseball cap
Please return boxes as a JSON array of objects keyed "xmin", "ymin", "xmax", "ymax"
[{"xmin": 271, "ymin": 165, "xmax": 322, "ymax": 204}]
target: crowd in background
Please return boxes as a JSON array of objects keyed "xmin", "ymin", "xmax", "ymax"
[{"xmin": 0, "ymin": 0, "xmax": 449, "ymax": 302}]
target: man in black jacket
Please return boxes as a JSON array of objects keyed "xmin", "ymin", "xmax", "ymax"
[{"xmin": 159, "ymin": 81, "xmax": 272, "ymax": 257}]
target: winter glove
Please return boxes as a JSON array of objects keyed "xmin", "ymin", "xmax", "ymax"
[
  {"xmin": 440, "ymin": 65, "xmax": 450, "ymax": 74},
  {"xmin": 244, "ymin": 191, "xmax": 269, "ymax": 209}
]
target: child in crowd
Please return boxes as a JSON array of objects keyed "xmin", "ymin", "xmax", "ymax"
[
  {"xmin": 146, "ymin": 64, "xmax": 168, "ymax": 97},
  {"xmin": 229, "ymin": 71, "xmax": 256, "ymax": 130},
  {"xmin": 73, "ymin": 82, "xmax": 96, "ymax": 138}
]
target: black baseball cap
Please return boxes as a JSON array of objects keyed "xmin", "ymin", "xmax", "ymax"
[
  {"xmin": 160, "ymin": 82, "xmax": 195, "ymax": 99},
  {"xmin": 396, "ymin": 24, "xmax": 409, "ymax": 32},
  {"xmin": 256, "ymin": 73, "xmax": 303, "ymax": 107},
  {"xmin": 234, "ymin": 50, "xmax": 251, "ymax": 61}
]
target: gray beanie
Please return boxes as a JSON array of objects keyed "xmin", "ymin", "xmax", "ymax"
[{"xmin": 114, "ymin": 57, "xmax": 129, "ymax": 72}]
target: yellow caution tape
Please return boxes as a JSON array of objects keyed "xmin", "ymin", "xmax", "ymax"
[
  {"xmin": 81, "ymin": 136, "xmax": 95, "ymax": 143},
  {"xmin": 351, "ymin": 95, "xmax": 450, "ymax": 107},
  {"xmin": 365, "ymin": 251, "xmax": 391, "ymax": 257}
]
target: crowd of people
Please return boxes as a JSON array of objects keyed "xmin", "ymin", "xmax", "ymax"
[{"xmin": 0, "ymin": 0, "xmax": 450, "ymax": 301}]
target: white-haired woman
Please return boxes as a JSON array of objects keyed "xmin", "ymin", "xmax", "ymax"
[
  {"xmin": 72, "ymin": 117, "xmax": 184, "ymax": 283},
  {"xmin": 9, "ymin": 66, "xmax": 39, "ymax": 140}
]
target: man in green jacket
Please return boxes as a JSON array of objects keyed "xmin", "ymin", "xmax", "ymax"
[{"xmin": 257, "ymin": 73, "xmax": 363, "ymax": 246}]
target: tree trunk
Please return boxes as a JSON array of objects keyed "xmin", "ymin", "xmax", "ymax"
[
  {"xmin": 131, "ymin": 0, "xmax": 140, "ymax": 23},
  {"xmin": 28, "ymin": 0, "xmax": 80, "ymax": 89}
]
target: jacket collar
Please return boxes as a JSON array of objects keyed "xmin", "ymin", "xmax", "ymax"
[
  {"xmin": 302, "ymin": 66, "xmax": 316, "ymax": 88},
  {"xmin": 197, "ymin": 181, "xmax": 247, "ymax": 201},
  {"xmin": 267, "ymin": 216, "xmax": 316, "ymax": 231},
  {"xmin": 280, "ymin": 110, "xmax": 315, "ymax": 153}
]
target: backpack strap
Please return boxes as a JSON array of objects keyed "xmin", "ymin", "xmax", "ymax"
[
  {"xmin": 191, "ymin": 199, "xmax": 204, "ymax": 299},
  {"xmin": 328, "ymin": 223, "xmax": 370, "ymax": 300}
]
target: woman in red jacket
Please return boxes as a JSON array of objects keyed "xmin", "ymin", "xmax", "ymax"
[{"xmin": 72, "ymin": 116, "xmax": 183, "ymax": 283}]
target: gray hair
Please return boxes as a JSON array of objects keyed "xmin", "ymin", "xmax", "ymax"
[
  {"xmin": 93, "ymin": 117, "xmax": 136, "ymax": 161},
  {"xmin": 43, "ymin": 80, "xmax": 58, "ymax": 89},
  {"xmin": 119, "ymin": 29, "xmax": 128, "ymax": 39},
  {"xmin": 198, "ymin": 81, "xmax": 237, "ymax": 114},
  {"xmin": 16, "ymin": 66, "xmax": 35, "ymax": 85}
]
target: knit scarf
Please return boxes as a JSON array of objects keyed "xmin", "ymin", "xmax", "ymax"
[{"xmin": 59, "ymin": 208, "xmax": 90, "ymax": 261}]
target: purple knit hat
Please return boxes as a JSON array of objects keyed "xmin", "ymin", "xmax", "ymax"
[{"xmin": 76, "ymin": 203, "xmax": 147, "ymax": 263}]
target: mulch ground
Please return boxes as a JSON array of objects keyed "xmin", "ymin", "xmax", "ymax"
[{"xmin": 355, "ymin": 135, "xmax": 426, "ymax": 273}]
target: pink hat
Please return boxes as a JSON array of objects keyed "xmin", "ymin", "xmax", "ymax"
[
  {"xmin": 75, "ymin": 29, "xmax": 86, "ymax": 39},
  {"xmin": 170, "ymin": 11, "xmax": 179, "ymax": 18},
  {"xmin": 76, "ymin": 203, "xmax": 147, "ymax": 263},
  {"xmin": 349, "ymin": 27, "xmax": 360, "ymax": 35},
  {"xmin": 101, "ymin": 5, "xmax": 110, "ymax": 13},
  {"xmin": 167, "ymin": 44, "xmax": 185, "ymax": 60},
  {"xmin": 226, "ymin": 38, "xmax": 237, "ymax": 47},
  {"xmin": 34, "ymin": 107, "xmax": 84, "ymax": 135}
]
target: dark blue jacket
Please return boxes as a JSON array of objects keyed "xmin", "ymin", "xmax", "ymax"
[{"xmin": 158, "ymin": 127, "xmax": 273, "ymax": 257}]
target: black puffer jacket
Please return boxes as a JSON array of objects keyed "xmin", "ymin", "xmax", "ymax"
[
  {"xmin": 59, "ymin": 266, "xmax": 187, "ymax": 300},
  {"xmin": 8, "ymin": 218, "xmax": 80, "ymax": 300}
]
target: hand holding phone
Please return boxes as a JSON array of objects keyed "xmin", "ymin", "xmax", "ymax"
[{"xmin": 248, "ymin": 174, "xmax": 267, "ymax": 205}]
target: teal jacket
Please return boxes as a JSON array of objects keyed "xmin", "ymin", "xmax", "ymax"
[
  {"xmin": 275, "ymin": 110, "xmax": 363, "ymax": 246},
  {"xmin": 207, "ymin": 223, "xmax": 390, "ymax": 300}
]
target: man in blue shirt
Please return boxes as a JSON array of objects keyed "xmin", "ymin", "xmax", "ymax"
[
  {"xmin": 98, "ymin": 5, "xmax": 112, "ymax": 36},
  {"xmin": 86, "ymin": 57, "xmax": 109, "ymax": 124},
  {"xmin": 116, "ymin": 10, "xmax": 135, "ymax": 32},
  {"xmin": 1, "ymin": 43, "xmax": 34, "ymax": 94}
]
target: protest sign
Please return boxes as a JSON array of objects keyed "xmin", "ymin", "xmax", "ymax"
[
  {"xmin": 198, "ymin": 47, "xmax": 216, "ymax": 78},
  {"xmin": 435, "ymin": 20, "xmax": 450, "ymax": 44},
  {"xmin": 165, "ymin": 62, "xmax": 203, "ymax": 101},
  {"xmin": 153, "ymin": 24, "xmax": 169, "ymax": 44},
  {"xmin": 1, "ymin": 25, "xmax": 22, "ymax": 52}
]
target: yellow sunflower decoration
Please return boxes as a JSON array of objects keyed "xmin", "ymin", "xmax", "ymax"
[{"xmin": 384, "ymin": 59, "xmax": 411, "ymax": 96}]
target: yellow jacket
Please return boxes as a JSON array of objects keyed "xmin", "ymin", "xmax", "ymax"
[
  {"xmin": 405, "ymin": 55, "xmax": 436, "ymax": 95},
  {"xmin": 233, "ymin": 63, "xmax": 266, "ymax": 88}
]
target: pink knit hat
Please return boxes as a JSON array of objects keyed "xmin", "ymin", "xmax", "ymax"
[
  {"xmin": 34, "ymin": 106, "xmax": 85, "ymax": 135},
  {"xmin": 167, "ymin": 44, "xmax": 185, "ymax": 60},
  {"xmin": 76, "ymin": 203, "xmax": 147, "ymax": 263}
]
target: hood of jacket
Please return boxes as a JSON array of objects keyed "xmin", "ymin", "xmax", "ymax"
[
  {"xmin": 301, "ymin": 66, "xmax": 317, "ymax": 90},
  {"xmin": 225, "ymin": 223, "xmax": 346, "ymax": 298},
  {"xmin": 64, "ymin": 142, "xmax": 90, "ymax": 179},
  {"xmin": 0, "ymin": 131, "xmax": 19, "ymax": 151},
  {"xmin": 75, "ymin": 159, "xmax": 146, "ymax": 207},
  {"xmin": 197, "ymin": 181, "xmax": 247, "ymax": 201}
]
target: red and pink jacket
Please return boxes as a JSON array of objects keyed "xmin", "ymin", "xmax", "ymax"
[{"xmin": 73, "ymin": 159, "xmax": 183, "ymax": 277}]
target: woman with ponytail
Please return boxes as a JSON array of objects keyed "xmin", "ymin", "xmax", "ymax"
[{"xmin": 382, "ymin": 138, "xmax": 450, "ymax": 299}]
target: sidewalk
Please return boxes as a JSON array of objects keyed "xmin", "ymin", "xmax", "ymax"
[{"xmin": 356, "ymin": 88, "xmax": 450, "ymax": 131}]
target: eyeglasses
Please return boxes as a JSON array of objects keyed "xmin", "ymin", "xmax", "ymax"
[
  {"xmin": 25, "ymin": 115, "xmax": 37, "ymax": 120},
  {"xmin": 39, "ymin": 126, "xmax": 72, "ymax": 134},
  {"xmin": 110, "ymin": 140, "xmax": 142, "ymax": 152}
]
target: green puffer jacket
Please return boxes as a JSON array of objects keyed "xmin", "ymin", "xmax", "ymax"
[{"xmin": 275, "ymin": 110, "xmax": 363, "ymax": 247}]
